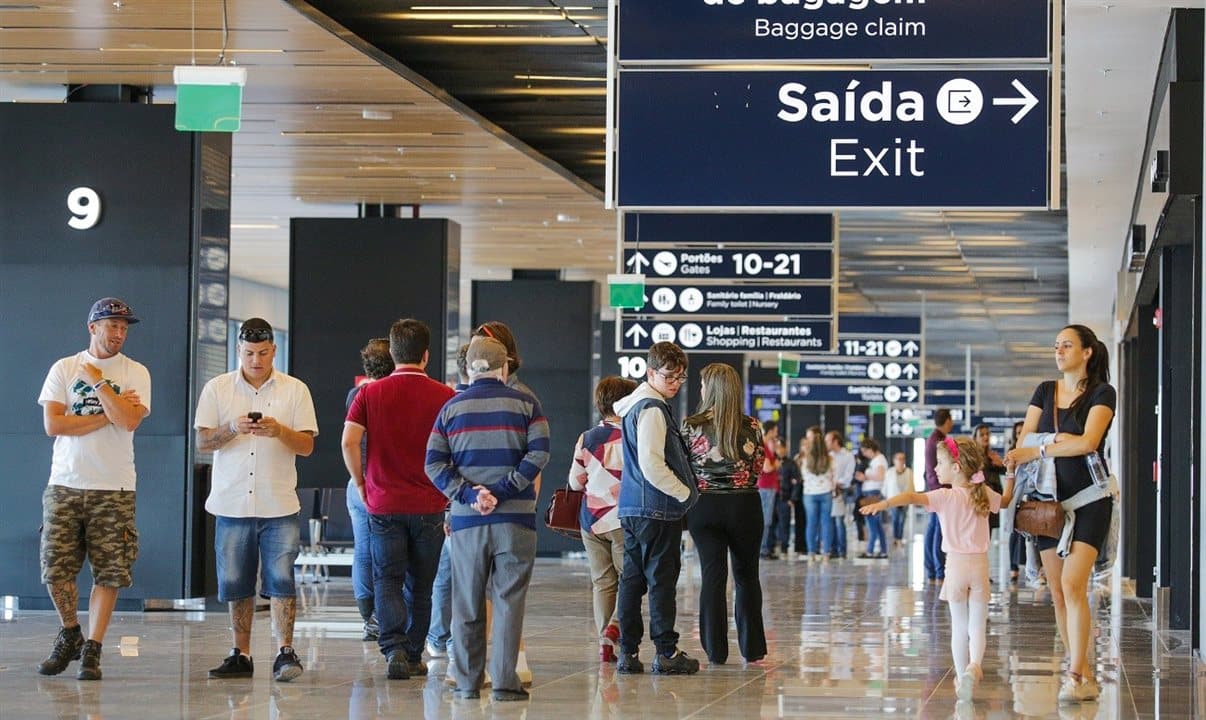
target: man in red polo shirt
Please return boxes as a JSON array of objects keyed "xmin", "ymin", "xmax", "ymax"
[{"xmin": 341, "ymin": 318, "xmax": 455, "ymax": 681}]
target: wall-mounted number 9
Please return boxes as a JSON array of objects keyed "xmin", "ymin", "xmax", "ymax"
[{"xmin": 67, "ymin": 187, "xmax": 101, "ymax": 230}]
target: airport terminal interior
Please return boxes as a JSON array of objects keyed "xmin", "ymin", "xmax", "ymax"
[{"xmin": 2, "ymin": 1, "xmax": 1206, "ymax": 718}]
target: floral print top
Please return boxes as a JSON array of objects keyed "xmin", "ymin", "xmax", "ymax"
[{"xmin": 682, "ymin": 415, "xmax": 765, "ymax": 493}]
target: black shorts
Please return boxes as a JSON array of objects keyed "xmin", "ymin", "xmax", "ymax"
[{"xmin": 1035, "ymin": 496, "xmax": 1112, "ymax": 555}]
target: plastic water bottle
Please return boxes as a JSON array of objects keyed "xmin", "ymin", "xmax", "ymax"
[{"xmin": 1086, "ymin": 452, "xmax": 1109, "ymax": 488}]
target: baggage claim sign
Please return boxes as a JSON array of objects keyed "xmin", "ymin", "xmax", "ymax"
[{"xmin": 609, "ymin": 0, "xmax": 1054, "ymax": 210}]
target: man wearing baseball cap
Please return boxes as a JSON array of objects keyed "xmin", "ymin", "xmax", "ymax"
[{"xmin": 36, "ymin": 297, "xmax": 151, "ymax": 681}]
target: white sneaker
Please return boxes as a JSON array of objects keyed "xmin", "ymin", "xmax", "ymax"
[
  {"xmin": 1058, "ymin": 675, "xmax": 1099, "ymax": 703},
  {"xmin": 425, "ymin": 641, "xmax": 447, "ymax": 659},
  {"xmin": 956, "ymin": 662, "xmax": 981, "ymax": 701}
]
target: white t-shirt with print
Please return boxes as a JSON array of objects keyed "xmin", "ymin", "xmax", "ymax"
[{"xmin": 38, "ymin": 351, "xmax": 152, "ymax": 491}]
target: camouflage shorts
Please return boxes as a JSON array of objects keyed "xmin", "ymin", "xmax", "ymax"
[{"xmin": 41, "ymin": 485, "xmax": 138, "ymax": 588}]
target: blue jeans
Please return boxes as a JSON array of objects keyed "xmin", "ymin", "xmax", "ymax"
[
  {"xmin": 831, "ymin": 495, "xmax": 848, "ymax": 556},
  {"xmin": 924, "ymin": 513, "xmax": 946, "ymax": 580},
  {"xmin": 345, "ymin": 479, "xmax": 372, "ymax": 602},
  {"xmin": 891, "ymin": 507, "xmax": 907, "ymax": 541},
  {"xmin": 426, "ymin": 535, "xmax": 453, "ymax": 651},
  {"xmin": 214, "ymin": 515, "xmax": 300, "ymax": 602},
  {"xmin": 861, "ymin": 490, "xmax": 886, "ymax": 555},
  {"xmin": 757, "ymin": 488, "xmax": 777, "ymax": 554},
  {"xmin": 368, "ymin": 511, "xmax": 445, "ymax": 660},
  {"xmin": 803, "ymin": 492, "xmax": 833, "ymax": 555}
]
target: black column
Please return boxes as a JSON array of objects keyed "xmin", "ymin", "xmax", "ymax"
[{"xmin": 473, "ymin": 279, "xmax": 598, "ymax": 554}]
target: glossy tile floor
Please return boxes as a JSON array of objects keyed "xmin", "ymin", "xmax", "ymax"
[{"xmin": 1, "ymin": 531, "xmax": 1201, "ymax": 719}]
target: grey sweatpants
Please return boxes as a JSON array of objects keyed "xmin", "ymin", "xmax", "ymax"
[{"xmin": 449, "ymin": 523, "xmax": 536, "ymax": 692}]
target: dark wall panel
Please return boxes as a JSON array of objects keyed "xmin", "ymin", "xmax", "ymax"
[
  {"xmin": 290, "ymin": 218, "xmax": 459, "ymax": 489},
  {"xmin": 473, "ymin": 279, "xmax": 597, "ymax": 555}
]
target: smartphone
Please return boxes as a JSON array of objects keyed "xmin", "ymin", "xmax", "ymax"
[{"xmin": 247, "ymin": 412, "xmax": 263, "ymax": 423}]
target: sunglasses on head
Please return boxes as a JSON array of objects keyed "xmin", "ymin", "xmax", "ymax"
[{"xmin": 239, "ymin": 327, "xmax": 273, "ymax": 343}]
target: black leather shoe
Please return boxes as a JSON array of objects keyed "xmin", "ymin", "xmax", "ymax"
[{"xmin": 386, "ymin": 653, "xmax": 409, "ymax": 680}]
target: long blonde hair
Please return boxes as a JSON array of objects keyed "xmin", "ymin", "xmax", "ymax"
[
  {"xmin": 685, "ymin": 363, "xmax": 745, "ymax": 459},
  {"xmin": 937, "ymin": 436, "xmax": 990, "ymax": 516}
]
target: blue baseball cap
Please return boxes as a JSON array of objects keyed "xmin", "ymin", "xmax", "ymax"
[{"xmin": 88, "ymin": 297, "xmax": 139, "ymax": 324}]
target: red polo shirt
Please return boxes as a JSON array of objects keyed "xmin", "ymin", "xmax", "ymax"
[{"xmin": 346, "ymin": 367, "xmax": 455, "ymax": 514}]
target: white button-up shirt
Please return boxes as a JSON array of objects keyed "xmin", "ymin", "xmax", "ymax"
[{"xmin": 195, "ymin": 369, "xmax": 319, "ymax": 518}]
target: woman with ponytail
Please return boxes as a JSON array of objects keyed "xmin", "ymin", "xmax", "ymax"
[{"xmin": 1005, "ymin": 324, "xmax": 1117, "ymax": 704}]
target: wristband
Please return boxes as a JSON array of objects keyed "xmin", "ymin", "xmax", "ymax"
[
  {"xmin": 91, "ymin": 379, "xmax": 109, "ymax": 391},
  {"xmin": 1039, "ymin": 444, "xmax": 1047, "ymax": 460},
  {"xmin": 229, "ymin": 420, "xmax": 239, "ymax": 435}
]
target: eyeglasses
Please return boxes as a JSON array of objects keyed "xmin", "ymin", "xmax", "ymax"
[
  {"xmin": 656, "ymin": 370, "xmax": 688, "ymax": 384},
  {"xmin": 239, "ymin": 327, "xmax": 273, "ymax": 343}
]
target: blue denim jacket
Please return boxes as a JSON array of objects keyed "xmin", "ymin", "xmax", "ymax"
[{"xmin": 615, "ymin": 391, "xmax": 698, "ymax": 521}]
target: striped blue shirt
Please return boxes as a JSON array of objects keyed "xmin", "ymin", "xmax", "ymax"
[{"xmin": 425, "ymin": 378, "xmax": 551, "ymax": 531}]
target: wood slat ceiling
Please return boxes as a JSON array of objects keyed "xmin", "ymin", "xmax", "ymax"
[{"xmin": 0, "ymin": 0, "xmax": 1070, "ymax": 411}]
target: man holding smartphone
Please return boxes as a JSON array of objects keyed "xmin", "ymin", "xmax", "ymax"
[{"xmin": 194, "ymin": 318, "xmax": 319, "ymax": 682}]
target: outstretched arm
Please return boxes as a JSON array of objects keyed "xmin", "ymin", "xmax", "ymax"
[{"xmin": 859, "ymin": 490, "xmax": 930, "ymax": 515}]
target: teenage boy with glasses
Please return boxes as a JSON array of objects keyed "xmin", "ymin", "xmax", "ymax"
[{"xmin": 612, "ymin": 342, "xmax": 700, "ymax": 675}]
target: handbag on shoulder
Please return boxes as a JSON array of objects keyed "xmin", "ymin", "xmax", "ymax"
[{"xmin": 544, "ymin": 487, "xmax": 585, "ymax": 539}]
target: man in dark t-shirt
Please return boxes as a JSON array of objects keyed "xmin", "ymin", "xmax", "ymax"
[{"xmin": 923, "ymin": 408, "xmax": 954, "ymax": 582}]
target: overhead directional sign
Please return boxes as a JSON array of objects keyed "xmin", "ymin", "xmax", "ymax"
[
  {"xmin": 796, "ymin": 359, "xmax": 920, "ymax": 382},
  {"xmin": 618, "ymin": 0, "xmax": 1051, "ymax": 65},
  {"xmin": 624, "ymin": 212, "xmax": 833, "ymax": 245},
  {"xmin": 786, "ymin": 382, "xmax": 920, "ymax": 405},
  {"xmin": 620, "ymin": 318, "xmax": 832, "ymax": 353},
  {"xmin": 624, "ymin": 247, "xmax": 833, "ymax": 280},
  {"xmin": 634, "ymin": 284, "xmax": 832, "ymax": 317},
  {"xmin": 616, "ymin": 69, "xmax": 1050, "ymax": 209},
  {"xmin": 886, "ymin": 406, "xmax": 969, "ymax": 438}
]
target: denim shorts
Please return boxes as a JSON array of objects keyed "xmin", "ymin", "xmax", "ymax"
[{"xmin": 214, "ymin": 514, "xmax": 301, "ymax": 602}]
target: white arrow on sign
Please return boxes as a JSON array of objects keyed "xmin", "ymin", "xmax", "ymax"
[
  {"xmin": 903, "ymin": 364, "xmax": 920, "ymax": 379},
  {"xmin": 901, "ymin": 386, "xmax": 919, "ymax": 402},
  {"xmin": 903, "ymin": 340, "xmax": 920, "ymax": 357},
  {"xmin": 625, "ymin": 323, "xmax": 649, "ymax": 345},
  {"xmin": 992, "ymin": 79, "xmax": 1039, "ymax": 124},
  {"xmin": 626, "ymin": 252, "xmax": 650, "ymax": 273}
]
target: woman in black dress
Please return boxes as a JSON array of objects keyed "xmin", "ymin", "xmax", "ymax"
[{"xmin": 1006, "ymin": 324, "xmax": 1115, "ymax": 704}]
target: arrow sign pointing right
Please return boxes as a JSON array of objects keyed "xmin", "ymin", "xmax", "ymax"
[
  {"xmin": 902, "ymin": 386, "xmax": 919, "ymax": 402},
  {"xmin": 625, "ymin": 323, "xmax": 649, "ymax": 345},
  {"xmin": 992, "ymin": 79, "xmax": 1039, "ymax": 124},
  {"xmin": 626, "ymin": 252, "xmax": 650, "ymax": 273}
]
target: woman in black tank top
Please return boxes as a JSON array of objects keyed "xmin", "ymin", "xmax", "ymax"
[{"xmin": 1005, "ymin": 324, "xmax": 1115, "ymax": 704}]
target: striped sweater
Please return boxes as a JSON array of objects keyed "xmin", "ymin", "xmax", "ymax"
[{"xmin": 425, "ymin": 377, "xmax": 551, "ymax": 531}]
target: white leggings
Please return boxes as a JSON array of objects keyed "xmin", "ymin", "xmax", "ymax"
[{"xmin": 949, "ymin": 598, "xmax": 988, "ymax": 678}]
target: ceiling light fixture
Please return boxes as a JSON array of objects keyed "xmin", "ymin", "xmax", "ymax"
[
  {"xmin": 411, "ymin": 35, "xmax": 598, "ymax": 45},
  {"xmin": 513, "ymin": 74, "xmax": 605, "ymax": 83}
]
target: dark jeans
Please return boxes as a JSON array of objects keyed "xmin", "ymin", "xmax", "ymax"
[
  {"xmin": 686, "ymin": 493, "xmax": 767, "ymax": 664},
  {"xmin": 791, "ymin": 494, "xmax": 807, "ymax": 552},
  {"xmin": 368, "ymin": 511, "xmax": 445, "ymax": 660},
  {"xmin": 924, "ymin": 512, "xmax": 945, "ymax": 580},
  {"xmin": 774, "ymin": 494, "xmax": 794, "ymax": 551},
  {"xmin": 617, "ymin": 516, "xmax": 683, "ymax": 657},
  {"xmin": 1009, "ymin": 529, "xmax": 1026, "ymax": 572}
]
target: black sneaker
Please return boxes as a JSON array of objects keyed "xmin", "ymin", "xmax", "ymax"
[
  {"xmin": 37, "ymin": 625, "xmax": 84, "ymax": 676},
  {"xmin": 616, "ymin": 652, "xmax": 644, "ymax": 674},
  {"xmin": 386, "ymin": 652, "xmax": 409, "ymax": 680},
  {"xmin": 652, "ymin": 649, "xmax": 700, "ymax": 675},
  {"xmin": 272, "ymin": 646, "xmax": 303, "ymax": 682},
  {"xmin": 493, "ymin": 688, "xmax": 530, "ymax": 702},
  {"xmin": 76, "ymin": 640, "xmax": 103, "ymax": 681},
  {"xmin": 209, "ymin": 648, "xmax": 254, "ymax": 679}
]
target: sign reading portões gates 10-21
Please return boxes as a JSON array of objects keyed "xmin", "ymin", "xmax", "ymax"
[{"xmin": 618, "ymin": 0, "xmax": 1051, "ymax": 64}]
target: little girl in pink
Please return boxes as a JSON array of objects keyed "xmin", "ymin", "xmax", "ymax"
[{"xmin": 861, "ymin": 436, "xmax": 1014, "ymax": 701}]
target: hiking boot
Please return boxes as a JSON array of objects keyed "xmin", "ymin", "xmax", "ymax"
[
  {"xmin": 493, "ymin": 688, "xmax": 530, "ymax": 702},
  {"xmin": 406, "ymin": 659, "xmax": 428, "ymax": 677},
  {"xmin": 76, "ymin": 640, "xmax": 103, "ymax": 681},
  {"xmin": 272, "ymin": 646, "xmax": 303, "ymax": 682},
  {"xmin": 652, "ymin": 649, "xmax": 700, "ymax": 675},
  {"xmin": 208, "ymin": 648, "xmax": 253, "ymax": 679},
  {"xmin": 616, "ymin": 652, "xmax": 644, "ymax": 674},
  {"xmin": 37, "ymin": 625, "xmax": 84, "ymax": 676},
  {"xmin": 387, "ymin": 652, "xmax": 410, "ymax": 680}
]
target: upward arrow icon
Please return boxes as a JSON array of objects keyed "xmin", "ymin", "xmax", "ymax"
[
  {"xmin": 625, "ymin": 323, "xmax": 649, "ymax": 346},
  {"xmin": 903, "ymin": 340, "xmax": 920, "ymax": 357},
  {"xmin": 626, "ymin": 252, "xmax": 650, "ymax": 273}
]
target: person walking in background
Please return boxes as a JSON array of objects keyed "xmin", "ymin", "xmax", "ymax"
[
  {"xmin": 426, "ymin": 336, "xmax": 551, "ymax": 701},
  {"xmin": 756, "ymin": 420, "xmax": 781, "ymax": 559},
  {"xmin": 799, "ymin": 427, "xmax": 834, "ymax": 562},
  {"xmin": 569, "ymin": 376, "xmax": 638, "ymax": 664},
  {"xmin": 342, "ymin": 319, "xmax": 454, "ymax": 681},
  {"xmin": 426, "ymin": 342, "xmax": 471, "ymax": 661},
  {"xmin": 345, "ymin": 337, "xmax": 393, "ymax": 642},
  {"xmin": 197, "ymin": 318, "xmax": 318, "ymax": 682},
  {"xmin": 883, "ymin": 452, "xmax": 913, "ymax": 548},
  {"xmin": 682, "ymin": 363, "xmax": 768, "ymax": 666},
  {"xmin": 974, "ymin": 424, "xmax": 1007, "ymax": 536},
  {"xmin": 36, "ymin": 298, "xmax": 151, "ymax": 681},
  {"xmin": 613, "ymin": 342, "xmax": 700, "ymax": 675},
  {"xmin": 924, "ymin": 409, "xmax": 955, "ymax": 582},
  {"xmin": 857, "ymin": 438, "xmax": 889, "ymax": 559},
  {"xmin": 861, "ymin": 436, "xmax": 1014, "ymax": 702},
  {"xmin": 778, "ymin": 437, "xmax": 805, "ymax": 556},
  {"xmin": 826, "ymin": 431, "xmax": 855, "ymax": 559}
]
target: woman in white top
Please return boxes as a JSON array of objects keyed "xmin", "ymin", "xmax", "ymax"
[
  {"xmin": 883, "ymin": 452, "xmax": 914, "ymax": 547},
  {"xmin": 797, "ymin": 426, "xmax": 834, "ymax": 562},
  {"xmin": 858, "ymin": 438, "xmax": 890, "ymax": 558}
]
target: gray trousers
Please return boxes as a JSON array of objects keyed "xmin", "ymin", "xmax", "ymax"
[{"xmin": 450, "ymin": 523, "xmax": 536, "ymax": 692}]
